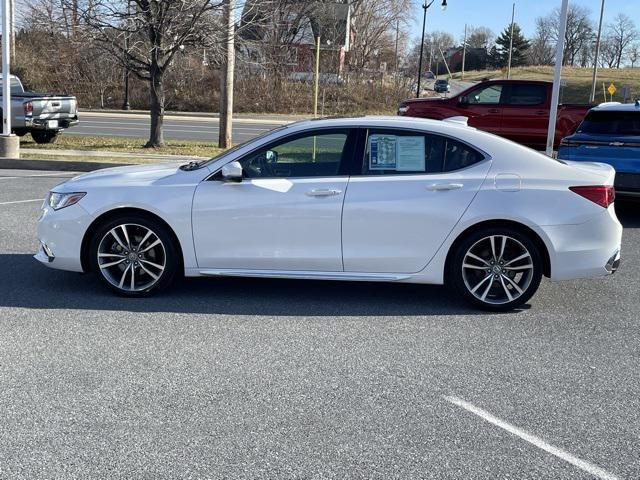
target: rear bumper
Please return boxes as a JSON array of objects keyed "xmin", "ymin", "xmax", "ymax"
[
  {"xmin": 25, "ymin": 115, "xmax": 79, "ymax": 130},
  {"xmin": 541, "ymin": 206, "xmax": 623, "ymax": 281}
]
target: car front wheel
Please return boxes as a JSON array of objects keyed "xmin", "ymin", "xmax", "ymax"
[
  {"xmin": 451, "ymin": 228, "xmax": 543, "ymax": 311},
  {"xmin": 89, "ymin": 215, "xmax": 178, "ymax": 296}
]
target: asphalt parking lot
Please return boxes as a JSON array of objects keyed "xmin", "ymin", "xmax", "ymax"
[{"xmin": 1, "ymin": 168, "xmax": 639, "ymax": 479}]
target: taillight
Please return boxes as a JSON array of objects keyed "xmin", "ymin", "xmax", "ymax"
[
  {"xmin": 24, "ymin": 101, "xmax": 33, "ymax": 116},
  {"xmin": 569, "ymin": 185, "xmax": 615, "ymax": 208}
]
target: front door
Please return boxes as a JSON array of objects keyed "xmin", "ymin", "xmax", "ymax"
[
  {"xmin": 342, "ymin": 128, "xmax": 491, "ymax": 273},
  {"xmin": 460, "ymin": 83, "xmax": 506, "ymax": 135},
  {"xmin": 192, "ymin": 129, "xmax": 355, "ymax": 271}
]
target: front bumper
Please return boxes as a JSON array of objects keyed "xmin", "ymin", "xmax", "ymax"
[{"xmin": 34, "ymin": 201, "xmax": 93, "ymax": 273}]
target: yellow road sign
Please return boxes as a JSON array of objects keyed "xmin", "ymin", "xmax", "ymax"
[{"xmin": 607, "ymin": 83, "xmax": 617, "ymax": 95}]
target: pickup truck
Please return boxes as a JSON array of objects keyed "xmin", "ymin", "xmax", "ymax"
[
  {"xmin": 398, "ymin": 80, "xmax": 592, "ymax": 150},
  {"xmin": 0, "ymin": 75, "xmax": 78, "ymax": 144}
]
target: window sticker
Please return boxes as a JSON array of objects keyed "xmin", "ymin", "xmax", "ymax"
[
  {"xmin": 368, "ymin": 135, "xmax": 397, "ymax": 170},
  {"xmin": 368, "ymin": 134, "xmax": 426, "ymax": 171},
  {"xmin": 396, "ymin": 136, "xmax": 425, "ymax": 171}
]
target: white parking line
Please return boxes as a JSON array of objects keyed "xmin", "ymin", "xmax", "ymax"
[
  {"xmin": 0, "ymin": 199, "xmax": 43, "ymax": 206},
  {"xmin": 444, "ymin": 395, "xmax": 620, "ymax": 480}
]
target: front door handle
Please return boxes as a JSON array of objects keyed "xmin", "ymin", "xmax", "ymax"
[
  {"xmin": 535, "ymin": 110, "xmax": 547, "ymax": 115},
  {"xmin": 488, "ymin": 108, "xmax": 500, "ymax": 113},
  {"xmin": 426, "ymin": 183, "xmax": 463, "ymax": 191},
  {"xmin": 306, "ymin": 188, "xmax": 342, "ymax": 197}
]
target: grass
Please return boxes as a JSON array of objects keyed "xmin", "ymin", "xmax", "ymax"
[
  {"xmin": 20, "ymin": 133, "xmax": 225, "ymax": 158},
  {"xmin": 452, "ymin": 66, "xmax": 640, "ymax": 104}
]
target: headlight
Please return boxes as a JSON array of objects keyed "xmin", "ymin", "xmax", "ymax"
[{"xmin": 47, "ymin": 192, "xmax": 86, "ymax": 210}]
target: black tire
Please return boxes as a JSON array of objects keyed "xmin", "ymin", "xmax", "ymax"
[
  {"xmin": 31, "ymin": 130, "xmax": 60, "ymax": 144},
  {"xmin": 89, "ymin": 214, "xmax": 179, "ymax": 296},
  {"xmin": 449, "ymin": 227, "xmax": 543, "ymax": 311}
]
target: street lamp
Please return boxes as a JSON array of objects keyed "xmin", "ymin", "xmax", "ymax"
[{"xmin": 416, "ymin": 0, "xmax": 448, "ymax": 98}]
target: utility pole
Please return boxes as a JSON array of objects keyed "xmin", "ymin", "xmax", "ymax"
[
  {"xmin": 1, "ymin": 0, "xmax": 19, "ymax": 158},
  {"xmin": 546, "ymin": 0, "xmax": 569, "ymax": 157},
  {"xmin": 394, "ymin": 19, "xmax": 399, "ymax": 85},
  {"xmin": 122, "ymin": 0, "xmax": 131, "ymax": 110},
  {"xmin": 218, "ymin": 0, "xmax": 235, "ymax": 148},
  {"xmin": 461, "ymin": 24, "xmax": 467, "ymax": 80},
  {"xmin": 590, "ymin": 0, "xmax": 605, "ymax": 103},
  {"xmin": 507, "ymin": 2, "xmax": 515, "ymax": 79},
  {"xmin": 313, "ymin": 35, "xmax": 321, "ymax": 117},
  {"xmin": 9, "ymin": 0, "xmax": 14, "ymax": 60}
]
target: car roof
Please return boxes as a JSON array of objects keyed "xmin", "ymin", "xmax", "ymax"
[
  {"xmin": 590, "ymin": 102, "xmax": 640, "ymax": 112},
  {"xmin": 284, "ymin": 115, "xmax": 471, "ymax": 132}
]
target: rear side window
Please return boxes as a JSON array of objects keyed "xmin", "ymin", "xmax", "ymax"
[
  {"xmin": 508, "ymin": 84, "xmax": 546, "ymax": 105},
  {"xmin": 577, "ymin": 111, "xmax": 640, "ymax": 135},
  {"xmin": 362, "ymin": 129, "xmax": 484, "ymax": 175}
]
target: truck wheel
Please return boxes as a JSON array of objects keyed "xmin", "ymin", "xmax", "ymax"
[{"xmin": 31, "ymin": 131, "xmax": 60, "ymax": 144}]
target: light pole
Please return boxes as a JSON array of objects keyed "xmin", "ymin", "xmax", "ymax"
[
  {"xmin": 590, "ymin": 0, "xmax": 605, "ymax": 103},
  {"xmin": 416, "ymin": 0, "xmax": 448, "ymax": 98}
]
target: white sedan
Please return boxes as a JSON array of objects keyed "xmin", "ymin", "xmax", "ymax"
[{"xmin": 35, "ymin": 116, "xmax": 622, "ymax": 310}]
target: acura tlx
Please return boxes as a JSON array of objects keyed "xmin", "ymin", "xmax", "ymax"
[{"xmin": 35, "ymin": 116, "xmax": 622, "ymax": 311}]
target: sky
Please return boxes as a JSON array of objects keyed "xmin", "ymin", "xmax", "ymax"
[{"xmin": 409, "ymin": 0, "xmax": 640, "ymax": 43}]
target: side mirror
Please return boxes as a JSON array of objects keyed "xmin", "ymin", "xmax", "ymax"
[
  {"xmin": 221, "ymin": 161, "xmax": 243, "ymax": 182},
  {"xmin": 459, "ymin": 95, "xmax": 469, "ymax": 105},
  {"xmin": 265, "ymin": 150, "xmax": 277, "ymax": 163}
]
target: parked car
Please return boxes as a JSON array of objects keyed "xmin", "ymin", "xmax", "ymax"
[
  {"xmin": 398, "ymin": 80, "xmax": 592, "ymax": 150},
  {"xmin": 35, "ymin": 117, "xmax": 621, "ymax": 311},
  {"xmin": 424, "ymin": 71, "xmax": 436, "ymax": 80},
  {"xmin": 434, "ymin": 79, "xmax": 450, "ymax": 93},
  {"xmin": 558, "ymin": 102, "xmax": 640, "ymax": 197},
  {"xmin": 0, "ymin": 74, "xmax": 78, "ymax": 144}
]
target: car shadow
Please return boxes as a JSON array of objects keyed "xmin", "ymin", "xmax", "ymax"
[
  {"xmin": 0, "ymin": 254, "xmax": 484, "ymax": 316},
  {"xmin": 615, "ymin": 200, "xmax": 640, "ymax": 228}
]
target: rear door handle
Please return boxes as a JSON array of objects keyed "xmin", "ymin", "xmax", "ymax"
[
  {"xmin": 306, "ymin": 188, "xmax": 342, "ymax": 197},
  {"xmin": 426, "ymin": 183, "xmax": 463, "ymax": 191},
  {"xmin": 535, "ymin": 110, "xmax": 547, "ymax": 115}
]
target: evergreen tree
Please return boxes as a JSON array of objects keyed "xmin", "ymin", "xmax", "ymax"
[{"xmin": 494, "ymin": 23, "xmax": 531, "ymax": 68}]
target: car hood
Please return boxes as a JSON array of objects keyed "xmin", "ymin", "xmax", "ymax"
[{"xmin": 57, "ymin": 162, "xmax": 198, "ymax": 191}]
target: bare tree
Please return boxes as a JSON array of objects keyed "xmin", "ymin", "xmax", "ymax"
[
  {"xmin": 80, "ymin": 0, "xmax": 225, "ymax": 147},
  {"xmin": 539, "ymin": 4, "xmax": 594, "ymax": 66},
  {"xmin": 348, "ymin": 0, "xmax": 412, "ymax": 72},
  {"xmin": 528, "ymin": 16, "xmax": 554, "ymax": 65},
  {"xmin": 630, "ymin": 43, "xmax": 640, "ymax": 68},
  {"xmin": 606, "ymin": 13, "xmax": 637, "ymax": 68},
  {"xmin": 465, "ymin": 26, "xmax": 494, "ymax": 50}
]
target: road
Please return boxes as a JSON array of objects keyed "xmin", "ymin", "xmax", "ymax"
[
  {"xmin": 69, "ymin": 112, "xmax": 290, "ymax": 143},
  {"xmin": 1, "ymin": 169, "xmax": 639, "ymax": 478}
]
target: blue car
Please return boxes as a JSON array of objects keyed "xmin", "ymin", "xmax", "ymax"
[{"xmin": 558, "ymin": 101, "xmax": 640, "ymax": 197}]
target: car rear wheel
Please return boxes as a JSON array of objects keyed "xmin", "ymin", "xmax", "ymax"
[
  {"xmin": 451, "ymin": 228, "xmax": 543, "ymax": 311},
  {"xmin": 89, "ymin": 215, "xmax": 178, "ymax": 296}
]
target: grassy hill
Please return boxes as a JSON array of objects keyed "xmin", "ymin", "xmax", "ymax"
[{"xmin": 451, "ymin": 66, "xmax": 640, "ymax": 104}]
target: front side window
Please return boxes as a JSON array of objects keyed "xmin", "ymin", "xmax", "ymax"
[
  {"xmin": 239, "ymin": 130, "xmax": 350, "ymax": 178},
  {"xmin": 577, "ymin": 111, "xmax": 640, "ymax": 135},
  {"xmin": 468, "ymin": 84, "xmax": 503, "ymax": 104},
  {"xmin": 362, "ymin": 129, "xmax": 484, "ymax": 175}
]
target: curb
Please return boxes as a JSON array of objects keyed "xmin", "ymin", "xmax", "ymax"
[{"xmin": 0, "ymin": 158, "xmax": 132, "ymax": 172}]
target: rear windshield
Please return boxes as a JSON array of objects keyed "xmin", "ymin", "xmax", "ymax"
[
  {"xmin": 0, "ymin": 78, "xmax": 24, "ymax": 95},
  {"xmin": 577, "ymin": 110, "xmax": 640, "ymax": 135}
]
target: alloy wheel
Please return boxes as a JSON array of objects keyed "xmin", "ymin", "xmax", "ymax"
[
  {"xmin": 461, "ymin": 235, "xmax": 534, "ymax": 306},
  {"xmin": 97, "ymin": 223, "xmax": 166, "ymax": 292}
]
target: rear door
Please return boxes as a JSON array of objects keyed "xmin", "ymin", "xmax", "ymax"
[
  {"xmin": 458, "ymin": 83, "xmax": 506, "ymax": 135},
  {"xmin": 500, "ymin": 83, "xmax": 548, "ymax": 147},
  {"xmin": 341, "ymin": 128, "xmax": 491, "ymax": 273}
]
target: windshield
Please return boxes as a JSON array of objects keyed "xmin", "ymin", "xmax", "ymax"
[{"xmin": 577, "ymin": 110, "xmax": 640, "ymax": 135}]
